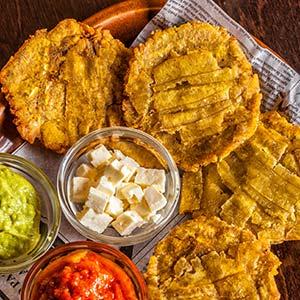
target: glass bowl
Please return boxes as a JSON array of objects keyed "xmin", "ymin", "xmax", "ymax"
[
  {"xmin": 57, "ymin": 126, "xmax": 180, "ymax": 246},
  {"xmin": 21, "ymin": 241, "xmax": 148, "ymax": 300},
  {"xmin": 0, "ymin": 153, "xmax": 61, "ymax": 274}
]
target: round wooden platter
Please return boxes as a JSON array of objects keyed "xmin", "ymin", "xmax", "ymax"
[
  {"xmin": 85, "ymin": 0, "xmax": 165, "ymax": 45},
  {"xmin": 0, "ymin": 1, "xmax": 298, "ymax": 298}
]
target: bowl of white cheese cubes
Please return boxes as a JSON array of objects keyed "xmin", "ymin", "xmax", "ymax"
[{"xmin": 57, "ymin": 127, "xmax": 180, "ymax": 245}]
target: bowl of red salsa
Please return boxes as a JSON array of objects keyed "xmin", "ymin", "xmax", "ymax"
[{"xmin": 21, "ymin": 241, "xmax": 148, "ymax": 300}]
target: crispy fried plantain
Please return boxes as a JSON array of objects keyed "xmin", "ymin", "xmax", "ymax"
[
  {"xmin": 104, "ymin": 139, "xmax": 164, "ymax": 169},
  {"xmin": 181, "ymin": 112, "xmax": 300, "ymax": 243},
  {"xmin": 0, "ymin": 19, "xmax": 131, "ymax": 153},
  {"xmin": 145, "ymin": 216, "xmax": 280, "ymax": 300},
  {"xmin": 123, "ymin": 22, "xmax": 261, "ymax": 171},
  {"xmin": 179, "ymin": 170, "xmax": 203, "ymax": 213}
]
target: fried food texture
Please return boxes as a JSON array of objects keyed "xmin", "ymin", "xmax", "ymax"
[
  {"xmin": 123, "ymin": 22, "xmax": 262, "ymax": 171},
  {"xmin": 181, "ymin": 112, "xmax": 300, "ymax": 243},
  {"xmin": 0, "ymin": 19, "xmax": 131, "ymax": 153},
  {"xmin": 105, "ymin": 139, "xmax": 164, "ymax": 169},
  {"xmin": 145, "ymin": 216, "xmax": 280, "ymax": 300}
]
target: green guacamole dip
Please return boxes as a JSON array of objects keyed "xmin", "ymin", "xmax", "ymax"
[{"xmin": 0, "ymin": 165, "xmax": 40, "ymax": 259}]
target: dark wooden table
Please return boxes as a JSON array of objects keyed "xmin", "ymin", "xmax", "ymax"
[{"xmin": 0, "ymin": 0, "xmax": 299, "ymax": 299}]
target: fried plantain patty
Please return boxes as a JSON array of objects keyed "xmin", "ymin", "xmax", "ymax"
[
  {"xmin": 0, "ymin": 19, "xmax": 131, "ymax": 153},
  {"xmin": 123, "ymin": 22, "xmax": 261, "ymax": 171},
  {"xmin": 146, "ymin": 216, "xmax": 280, "ymax": 300},
  {"xmin": 182, "ymin": 112, "xmax": 300, "ymax": 243}
]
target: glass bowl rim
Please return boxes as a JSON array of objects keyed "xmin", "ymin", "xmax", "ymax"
[
  {"xmin": 21, "ymin": 240, "xmax": 148, "ymax": 300},
  {"xmin": 0, "ymin": 153, "xmax": 61, "ymax": 273},
  {"xmin": 57, "ymin": 126, "xmax": 181, "ymax": 246}
]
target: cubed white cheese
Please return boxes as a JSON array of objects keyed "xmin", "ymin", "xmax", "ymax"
[
  {"xmin": 144, "ymin": 186, "xmax": 167, "ymax": 213},
  {"xmin": 110, "ymin": 158, "xmax": 123, "ymax": 170},
  {"xmin": 121, "ymin": 156, "xmax": 140, "ymax": 168},
  {"xmin": 78, "ymin": 208, "xmax": 97, "ymax": 228},
  {"xmin": 131, "ymin": 198, "xmax": 152, "ymax": 219},
  {"xmin": 72, "ymin": 177, "xmax": 90, "ymax": 203},
  {"xmin": 120, "ymin": 165, "xmax": 134, "ymax": 183},
  {"xmin": 113, "ymin": 149, "xmax": 126, "ymax": 160},
  {"xmin": 123, "ymin": 165, "xmax": 137, "ymax": 182},
  {"xmin": 112, "ymin": 210, "xmax": 143, "ymax": 236},
  {"xmin": 86, "ymin": 187, "xmax": 109, "ymax": 213},
  {"xmin": 115, "ymin": 182, "xmax": 126, "ymax": 191},
  {"xmin": 96, "ymin": 176, "xmax": 115, "ymax": 196},
  {"xmin": 76, "ymin": 163, "xmax": 98, "ymax": 180},
  {"xmin": 79, "ymin": 208, "xmax": 112, "ymax": 233},
  {"xmin": 87, "ymin": 145, "xmax": 112, "ymax": 167},
  {"xmin": 105, "ymin": 195, "xmax": 124, "ymax": 218},
  {"xmin": 122, "ymin": 199, "xmax": 130, "ymax": 211},
  {"xmin": 117, "ymin": 183, "xmax": 144, "ymax": 204},
  {"xmin": 92, "ymin": 213, "xmax": 113, "ymax": 233},
  {"xmin": 134, "ymin": 167, "xmax": 166, "ymax": 193},
  {"xmin": 151, "ymin": 214, "xmax": 162, "ymax": 224},
  {"xmin": 104, "ymin": 160, "xmax": 132, "ymax": 186},
  {"xmin": 118, "ymin": 156, "xmax": 139, "ymax": 182}
]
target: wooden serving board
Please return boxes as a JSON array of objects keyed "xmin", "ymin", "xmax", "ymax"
[{"xmin": 0, "ymin": 0, "xmax": 299, "ymax": 299}]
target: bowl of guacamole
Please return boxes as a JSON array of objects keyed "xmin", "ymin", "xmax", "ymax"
[{"xmin": 0, "ymin": 153, "xmax": 61, "ymax": 274}]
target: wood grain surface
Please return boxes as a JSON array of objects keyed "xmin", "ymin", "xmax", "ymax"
[{"xmin": 0, "ymin": 0, "xmax": 299, "ymax": 299}]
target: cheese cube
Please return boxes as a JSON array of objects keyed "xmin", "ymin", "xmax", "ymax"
[
  {"xmin": 151, "ymin": 214, "xmax": 162, "ymax": 224},
  {"xmin": 134, "ymin": 168, "xmax": 166, "ymax": 193},
  {"xmin": 87, "ymin": 145, "xmax": 112, "ymax": 167},
  {"xmin": 122, "ymin": 165, "xmax": 137, "ymax": 182},
  {"xmin": 78, "ymin": 208, "xmax": 97, "ymax": 228},
  {"xmin": 121, "ymin": 156, "xmax": 140, "ymax": 168},
  {"xmin": 144, "ymin": 186, "xmax": 167, "ymax": 213},
  {"xmin": 93, "ymin": 213, "xmax": 113, "ymax": 233},
  {"xmin": 115, "ymin": 183, "xmax": 127, "ymax": 200},
  {"xmin": 117, "ymin": 183, "xmax": 144, "ymax": 204},
  {"xmin": 76, "ymin": 164, "xmax": 98, "ymax": 180},
  {"xmin": 86, "ymin": 187, "xmax": 109, "ymax": 213},
  {"xmin": 122, "ymin": 199, "xmax": 130, "ymax": 211},
  {"xmin": 105, "ymin": 195, "xmax": 124, "ymax": 218},
  {"xmin": 72, "ymin": 177, "xmax": 90, "ymax": 203},
  {"xmin": 107, "ymin": 158, "xmax": 123, "ymax": 171},
  {"xmin": 96, "ymin": 176, "xmax": 115, "ymax": 196},
  {"xmin": 113, "ymin": 149, "xmax": 126, "ymax": 160},
  {"xmin": 79, "ymin": 208, "xmax": 112, "ymax": 233},
  {"xmin": 118, "ymin": 157, "xmax": 138, "ymax": 182},
  {"xmin": 112, "ymin": 211, "xmax": 143, "ymax": 236},
  {"xmin": 104, "ymin": 160, "xmax": 132, "ymax": 186},
  {"xmin": 131, "ymin": 198, "xmax": 152, "ymax": 219},
  {"xmin": 120, "ymin": 165, "xmax": 134, "ymax": 183},
  {"xmin": 115, "ymin": 182, "xmax": 126, "ymax": 191}
]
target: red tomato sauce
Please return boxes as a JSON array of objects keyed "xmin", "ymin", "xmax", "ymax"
[{"xmin": 34, "ymin": 250, "xmax": 138, "ymax": 300}]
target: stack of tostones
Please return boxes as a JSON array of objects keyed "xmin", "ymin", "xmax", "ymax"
[
  {"xmin": 123, "ymin": 22, "xmax": 262, "ymax": 171},
  {"xmin": 146, "ymin": 216, "xmax": 280, "ymax": 300},
  {"xmin": 0, "ymin": 19, "xmax": 131, "ymax": 153},
  {"xmin": 180, "ymin": 112, "xmax": 300, "ymax": 243}
]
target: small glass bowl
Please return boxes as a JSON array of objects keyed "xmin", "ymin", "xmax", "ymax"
[
  {"xmin": 57, "ymin": 126, "xmax": 180, "ymax": 246},
  {"xmin": 21, "ymin": 241, "xmax": 148, "ymax": 300},
  {"xmin": 0, "ymin": 153, "xmax": 61, "ymax": 274}
]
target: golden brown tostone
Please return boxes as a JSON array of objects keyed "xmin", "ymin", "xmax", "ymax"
[
  {"xmin": 181, "ymin": 112, "xmax": 300, "ymax": 244},
  {"xmin": 145, "ymin": 216, "xmax": 280, "ymax": 300},
  {"xmin": 0, "ymin": 19, "xmax": 131, "ymax": 153},
  {"xmin": 123, "ymin": 22, "xmax": 262, "ymax": 171}
]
